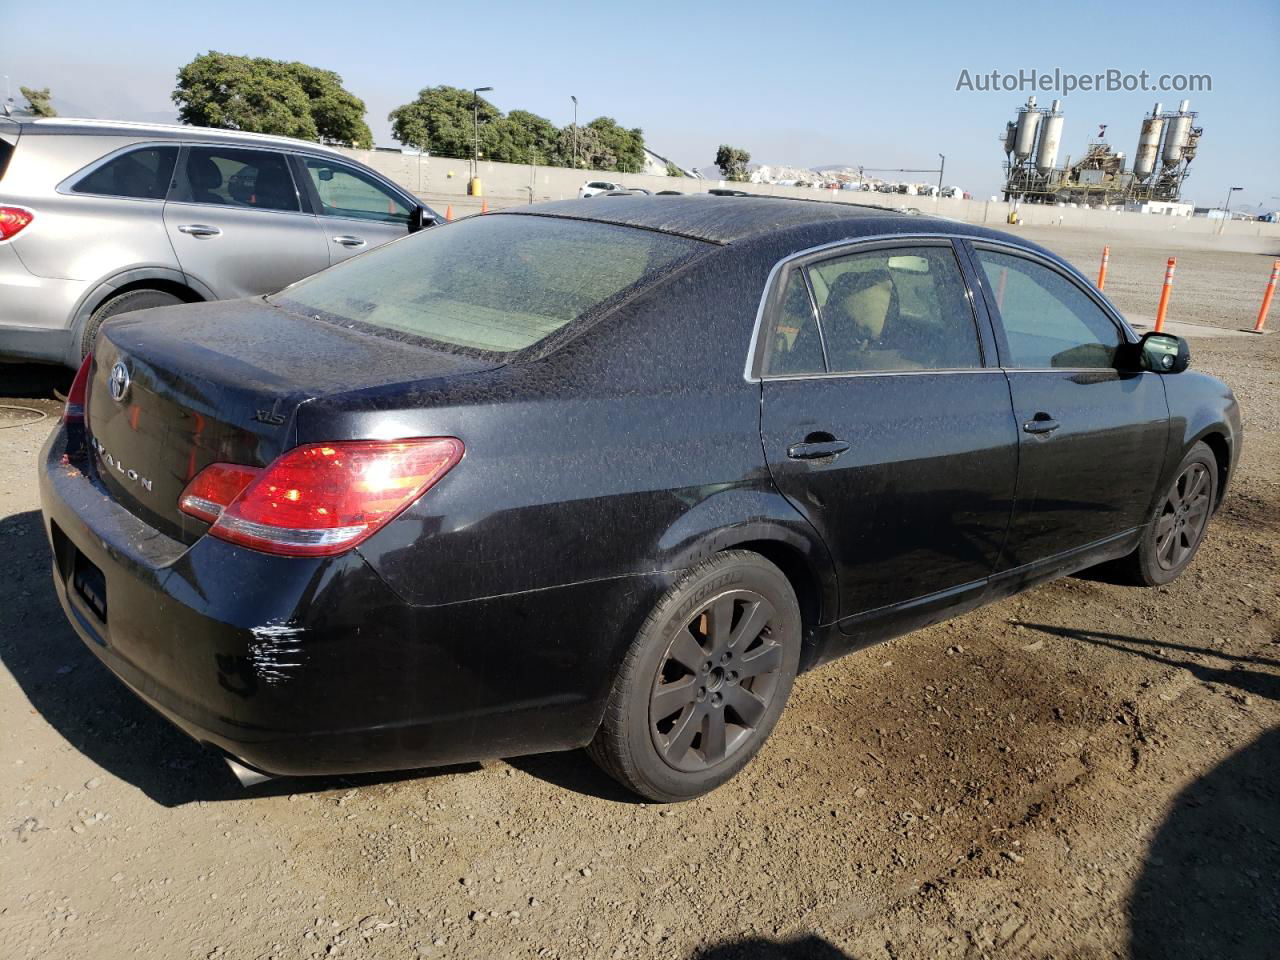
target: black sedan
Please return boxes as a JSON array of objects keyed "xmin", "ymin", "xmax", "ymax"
[{"xmin": 39, "ymin": 196, "xmax": 1241, "ymax": 801}]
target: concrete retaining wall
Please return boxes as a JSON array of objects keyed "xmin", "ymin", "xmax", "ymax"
[{"xmin": 333, "ymin": 147, "xmax": 1280, "ymax": 253}]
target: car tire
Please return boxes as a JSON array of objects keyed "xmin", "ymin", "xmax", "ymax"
[
  {"xmin": 587, "ymin": 550, "xmax": 802, "ymax": 802},
  {"xmin": 1119, "ymin": 441, "xmax": 1218, "ymax": 587},
  {"xmin": 81, "ymin": 289, "xmax": 184, "ymax": 359}
]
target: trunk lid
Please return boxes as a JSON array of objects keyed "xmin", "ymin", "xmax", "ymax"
[{"xmin": 86, "ymin": 298, "xmax": 498, "ymax": 543}]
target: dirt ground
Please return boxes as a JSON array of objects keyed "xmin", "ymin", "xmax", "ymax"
[{"xmin": 1, "ymin": 228, "xmax": 1277, "ymax": 960}]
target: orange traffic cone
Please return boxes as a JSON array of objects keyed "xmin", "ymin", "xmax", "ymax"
[
  {"xmin": 444, "ymin": 205, "xmax": 453, "ymax": 222},
  {"xmin": 481, "ymin": 199, "xmax": 489, "ymax": 214}
]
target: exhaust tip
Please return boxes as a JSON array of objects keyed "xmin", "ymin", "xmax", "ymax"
[{"xmin": 224, "ymin": 756, "xmax": 274, "ymax": 788}]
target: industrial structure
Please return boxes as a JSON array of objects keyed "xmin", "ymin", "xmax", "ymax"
[{"xmin": 1001, "ymin": 97, "xmax": 1201, "ymax": 206}]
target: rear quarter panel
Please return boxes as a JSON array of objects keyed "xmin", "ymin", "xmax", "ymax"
[{"xmin": 299, "ymin": 245, "xmax": 839, "ymax": 620}]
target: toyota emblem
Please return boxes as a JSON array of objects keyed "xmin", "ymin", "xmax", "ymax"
[{"xmin": 108, "ymin": 360, "xmax": 131, "ymax": 403}]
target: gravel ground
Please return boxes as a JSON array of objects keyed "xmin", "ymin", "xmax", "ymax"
[{"xmin": 1, "ymin": 230, "xmax": 1277, "ymax": 960}]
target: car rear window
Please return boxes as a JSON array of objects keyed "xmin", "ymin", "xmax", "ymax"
[
  {"xmin": 271, "ymin": 214, "xmax": 708, "ymax": 355},
  {"xmin": 72, "ymin": 146, "xmax": 178, "ymax": 200}
]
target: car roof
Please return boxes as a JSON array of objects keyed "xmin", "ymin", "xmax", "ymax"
[
  {"xmin": 504, "ymin": 194, "xmax": 913, "ymax": 245},
  {"xmin": 12, "ymin": 117, "xmax": 351, "ymax": 157},
  {"xmin": 500, "ymin": 194, "xmax": 1052, "ymax": 256}
]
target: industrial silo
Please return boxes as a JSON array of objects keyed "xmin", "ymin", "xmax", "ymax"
[
  {"xmin": 1035, "ymin": 99, "xmax": 1063, "ymax": 175},
  {"xmin": 1162, "ymin": 100, "xmax": 1193, "ymax": 168},
  {"xmin": 1014, "ymin": 97, "xmax": 1041, "ymax": 162},
  {"xmin": 1134, "ymin": 103, "xmax": 1165, "ymax": 180}
]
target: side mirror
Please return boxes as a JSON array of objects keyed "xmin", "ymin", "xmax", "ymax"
[
  {"xmin": 1136, "ymin": 331, "xmax": 1190, "ymax": 373},
  {"xmin": 409, "ymin": 205, "xmax": 436, "ymax": 233}
]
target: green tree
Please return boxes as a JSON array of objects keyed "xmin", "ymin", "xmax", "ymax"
[
  {"xmin": 586, "ymin": 117, "xmax": 645, "ymax": 173},
  {"xmin": 281, "ymin": 61, "xmax": 372, "ymax": 146},
  {"xmin": 388, "ymin": 86, "xmax": 499, "ymax": 158},
  {"xmin": 715, "ymin": 144, "xmax": 751, "ymax": 182},
  {"xmin": 555, "ymin": 122, "xmax": 611, "ymax": 170},
  {"xmin": 665, "ymin": 161, "xmax": 684, "ymax": 178},
  {"xmin": 20, "ymin": 86, "xmax": 56, "ymax": 117},
  {"xmin": 487, "ymin": 109, "xmax": 559, "ymax": 164},
  {"xmin": 172, "ymin": 52, "xmax": 371, "ymax": 145}
]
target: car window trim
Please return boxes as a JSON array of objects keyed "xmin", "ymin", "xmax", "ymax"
[
  {"xmin": 55, "ymin": 141, "xmax": 182, "ymax": 202},
  {"xmin": 965, "ymin": 238, "xmax": 1139, "ymax": 371},
  {"xmin": 169, "ymin": 143, "xmax": 310, "ymax": 215},
  {"xmin": 294, "ymin": 153, "xmax": 415, "ymax": 226},
  {"xmin": 746, "ymin": 234, "xmax": 990, "ymax": 382}
]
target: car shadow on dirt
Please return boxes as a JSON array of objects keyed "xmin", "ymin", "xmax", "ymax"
[
  {"xmin": 0, "ymin": 508, "xmax": 479, "ymax": 807},
  {"xmin": 1019, "ymin": 622, "xmax": 1280, "ymax": 703},
  {"xmin": 689, "ymin": 935, "xmax": 855, "ymax": 959},
  {"xmin": 1019, "ymin": 621, "xmax": 1280, "ymax": 956},
  {"xmin": 0, "ymin": 362, "xmax": 71, "ymax": 399},
  {"xmin": 1130, "ymin": 727, "xmax": 1280, "ymax": 958}
]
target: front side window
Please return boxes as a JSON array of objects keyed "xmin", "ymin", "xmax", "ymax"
[
  {"xmin": 806, "ymin": 245, "xmax": 982, "ymax": 373},
  {"xmin": 975, "ymin": 248, "xmax": 1121, "ymax": 369},
  {"xmin": 176, "ymin": 147, "xmax": 300, "ymax": 212},
  {"xmin": 272, "ymin": 214, "xmax": 707, "ymax": 355},
  {"xmin": 302, "ymin": 158, "xmax": 409, "ymax": 224},
  {"xmin": 72, "ymin": 146, "xmax": 178, "ymax": 200}
]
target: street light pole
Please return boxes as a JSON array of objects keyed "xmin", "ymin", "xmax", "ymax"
[
  {"xmin": 471, "ymin": 85, "xmax": 493, "ymax": 187},
  {"xmin": 1219, "ymin": 185, "xmax": 1242, "ymax": 235},
  {"xmin": 937, "ymin": 154, "xmax": 945, "ymax": 198},
  {"xmin": 570, "ymin": 95, "xmax": 578, "ymax": 169}
]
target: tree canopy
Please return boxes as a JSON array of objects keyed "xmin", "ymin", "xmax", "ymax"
[
  {"xmin": 20, "ymin": 86, "xmax": 56, "ymax": 117},
  {"xmin": 388, "ymin": 89, "xmax": 647, "ymax": 173},
  {"xmin": 173, "ymin": 52, "xmax": 372, "ymax": 146},
  {"xmin": 388, "ymin": 86, "xmax": 500, "ymax": 159},
  {"xmin": 715, "ymin": 144, "xmax": 752, "ymax": 182}
]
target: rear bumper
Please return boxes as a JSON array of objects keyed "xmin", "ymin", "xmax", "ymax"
[{"xmin": 39, "ymin": 425, "xmax": 659, "ymax": 778}]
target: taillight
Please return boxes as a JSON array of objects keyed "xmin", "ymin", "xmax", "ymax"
[
  {"xmin": 0, "ymin": 206, "xmax": 33, "ymax": 240},
  {"xmin": 179, "ymin": 463, "xmax": 262, "ymax": 523},
  {"xmin": 62, "ymin": 353, "xmax": 93, "ymax": 424},
  {"xmin": 179, "ymin": 438, "xmax": 463, "ymax": 557}
]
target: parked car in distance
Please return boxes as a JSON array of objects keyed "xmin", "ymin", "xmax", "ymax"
[
  {"xmin": 578, "ymin": 180, "xmax": 622, "ymax": 198},
  {"xmin": 0, "ymin": 117, "xmax": 439, "ymax": 366},
  {"xmin": 40, "ymin": 196, "xmax": 1240, "ymax": 803}
]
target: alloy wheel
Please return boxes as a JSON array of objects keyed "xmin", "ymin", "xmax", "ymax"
[
  {"xmin": 649, "ymin": 589, "xmax": 786, "ymax": 772},
  {"xmin": 1154, "ymin": 462, "xmax": 1212, "ymax": 571}
]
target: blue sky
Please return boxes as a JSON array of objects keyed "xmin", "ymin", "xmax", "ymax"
[{"xmin": 3, "ymin": 0, "xmax": 1277, "ymax": 208}]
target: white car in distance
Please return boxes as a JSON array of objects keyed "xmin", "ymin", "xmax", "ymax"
[{"xmin": 578, "ymin": 180, "xmax": 622, "ymax": 198}]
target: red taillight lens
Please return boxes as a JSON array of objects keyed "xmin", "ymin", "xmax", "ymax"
[
  {"xmin": 179, "ymin": 463, "xmax": 263, "ymax": 523},
  {"xmin": 195, "ymin": 438, "xmax": 463, "ymax": 557},
  {"xmin": 0, "ymin": 206, "xmax": 34, "ymax": 240},
  {"xmin": 62, "ymin": 353, "xmax": 93, "ymax": 424}
]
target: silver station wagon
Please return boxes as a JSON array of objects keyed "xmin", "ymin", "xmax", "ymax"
[{"xmin": 0, "ymin": 117, "xmax": 439, "ymax": 366}]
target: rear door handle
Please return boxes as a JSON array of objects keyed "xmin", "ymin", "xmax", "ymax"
[
  {"xmin": 332, "ymin": 235, "xmax": 366, "ymax": 247},
  {"xmin": 1022, "ymin": 415, "xmax": 1061, "ymax": 435},
  {"xmin": 177, "ymin": 224, "xmax": 221, "ymax": 238},
  {"xmin": 787, "ymin": 439, "xmax": 851, "ymax": 460}
]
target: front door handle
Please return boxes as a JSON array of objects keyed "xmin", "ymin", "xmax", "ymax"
[
  {"xmin": 177, "ymin": 224, "xmax": 221, "ymax": 238},
  {"xmin": 332, "ymin": 235, "xmax": 366, "ymax": 248},
  {"xmin": 1023, "ymin": 414, "xmax": 1061, "ymax": 435},
  {"xmin": 787, "ymin": 439, "xmax": 851, "ymax": 460}
]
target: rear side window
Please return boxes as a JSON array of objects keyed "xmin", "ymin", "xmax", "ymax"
[
  {"xmin": 762, "ymin": 271, "xmax": 824, "ymax": 376},
  {"xmin": 72, "ymin": 146, "xmax": 178, "ymax": 200},
  {"xmin": 272, "ymin": 214, "xmax": 707, "ymax": 355},
  {"xmin": 0, "ymin": 137, "xmax": 14, "ymax": 182},
  {"xmin": 301, "ymin": 157, "xmax": 410, "ymax": 224},
  {"xmin": 975, "ymin": 248, "xmax": 1121, "ymax": 369},
  {"xmin": 175, "ymin": 147, "xmax": 300, "ymax": 212},
  {"xmin": 760, "ymin": 244, "xmax": 982, "ymax": 375}
]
